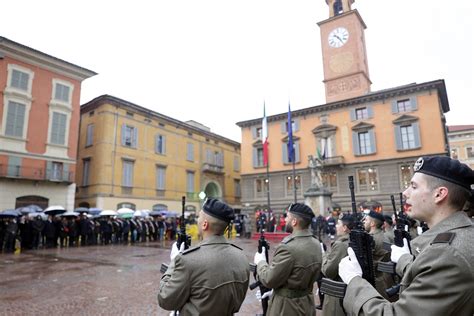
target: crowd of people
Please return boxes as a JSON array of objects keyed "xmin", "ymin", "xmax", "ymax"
[{"xmin": 0, "ymin": 213, "xmax": 179, "ymax": 254}]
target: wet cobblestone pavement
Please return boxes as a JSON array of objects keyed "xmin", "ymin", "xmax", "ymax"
[{"xmin": 0, "ymin": 238, "xmax": 322, "ymax": 315}]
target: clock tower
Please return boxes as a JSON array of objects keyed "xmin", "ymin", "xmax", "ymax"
[{"xmin": 318, "ymin": 0, "xmax": 371, "ymax": 103}]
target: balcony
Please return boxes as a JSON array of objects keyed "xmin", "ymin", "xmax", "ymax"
[
  {"xmin": 202, "ymin": 162, "xmax": 224, "ymax": 175},
  {"xmin": 0, "ymin": 164, "xmax": 75, "ymax": 183},
  {"xmin": 321, "ymin": 156, "xmax": 345, "ymax": 167}
]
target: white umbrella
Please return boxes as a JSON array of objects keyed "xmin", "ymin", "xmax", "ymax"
[
  {"xmin": 99, "ymin": 210, "xmax": 118, "ymax": 216},
  {"xmin": 133, "ymin": 210, "xmax": 145, "ymax": 217},
  {"xmin": 43, "ymin": 205, "xmax": 67, "ymax": 216},
  {"xmin": 117, "ymin": 208, "xmax": 134, "ymax": 215},
  {"xmin": 60, "ymin": 211, "xmax": 80, "ymax": 218}
]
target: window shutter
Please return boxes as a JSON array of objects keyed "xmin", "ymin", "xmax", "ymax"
[
  {"xmin": 46, "ymin": 161, "xmax": 52, "ymax": 179},
  {"xmin": 367, "ymin": 105, "xmax": 374, "ymax": 118},
  {"xmin": 294, "ymin": 119, "xmax": 300, "ymax": 132},
  {"xmin": 295, "ymin": 141, "xmax": 300, "ymax": 162},
  {"xmin": 282, "ymin": 143, "xmax": 288, "ymax": 164},
  {"xmin": 86, "ymin": 124, "xmax": 94, "ymax": 146},
  {"xmin": 352, "ymin": 132, "xmax": 360, "ymax": 155},
  {"xmin": 410, "ymin": 96, "xmax": 418, "ymax": 111},
  {"xmin": 413, "ymin": 122, "xmax": 421, "ymax": 148},
  {"xmin": 154, "ymin": 135, "xmax": 158, "ymax": 153},
  {"xmin": 253, "ymin": 148, "xmax": 258, "ymax": 167},
  {"xmin": 369, "ymin": 129, "xmax": 377, "ymax": 154},
  {"xmin": 350, "ymin": 108, "xmax": 356, "ymax": 121},
  {"xmin": 62, "ymin": 163, "xmax": 69, "ymax": 181},
  {"xmin": 391, "ymin": 100, "xmax": 399, "ymax": 114},
  {"xmin": 132, "ymin": 127, "xmax": 138, "ymax": 148},
  {"xmin": 394, "ymin": 125, "xmax": 402, "ymax": 150},
  {"xmin": 7, "ymin": 156, "xmax": 21, "ymax": 176},
  {"xmin": 281, "ymin": 122, "xmax": 286, "ymax": 133},
  {"xmin": 252, "ymin": 127, "xmax": 257, "ymax": 139},
  {"xmin": 121, "ymin": 124, "xmax": 126, "ymax": 145},
  {"xmin": 58, "ymin": 113, "xmax": 67, "ymax": 145}
]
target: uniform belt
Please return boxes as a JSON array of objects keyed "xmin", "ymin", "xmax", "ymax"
[{"xmin": 274, "ymin": 288, "xmax": 311, "ymax": 299}]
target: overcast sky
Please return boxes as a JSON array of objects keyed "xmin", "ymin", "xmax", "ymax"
[{"xmin": 2, "ymin": 0, "xmax": 473, "ymax": 142}]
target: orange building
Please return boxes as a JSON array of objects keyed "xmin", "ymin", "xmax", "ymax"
[
  {"xmin": 236, "ymin": 1, "xmax": 450, "ymax": 215},
  {"xmin": 0, "ymin": 36, "xmax": 96, "ymax": 210}
]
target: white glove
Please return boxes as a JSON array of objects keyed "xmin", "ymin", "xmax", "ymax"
[
  {"xmin": 170, "ymin": 241, "xmax": 185, "ymax": 261},
  {"xmin": 256, "ymin": 289, "xmax": 273, "ymax": 301},
  {"xmin": 416, "ymin": 226, "xmax": 423, "ymax": 235},
  {"xmin": 338, "ymin": 247, "xmax": 362, "ymax": 284},
  {"xmin": 391, "ymin": 238, "xmax": 410, "ymax": 263},
  {"xmin": 320, "ymin": 243, "xmax": 325, "ymax": 254},
  {"xmin": 254, "ymin": 246, "xmax": 267, "ymax": 265}
]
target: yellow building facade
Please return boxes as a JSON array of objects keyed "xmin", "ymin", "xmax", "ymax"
[
  {"xmin": 75, "ymin": 95, "xmax": 241, "ymax": 214},
  {"xmin": 448, "ymin": 125, "xmax": 474, "ymax": 169}
]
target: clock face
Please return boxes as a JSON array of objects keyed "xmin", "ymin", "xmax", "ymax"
[{"xmin": 328, "ymin": 27, "xmax": 349, "ymax": 48}]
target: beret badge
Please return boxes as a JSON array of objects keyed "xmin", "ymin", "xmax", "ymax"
[{"xmin": 414, "ymin": 157, "xmax": 424, "ymax": 172}]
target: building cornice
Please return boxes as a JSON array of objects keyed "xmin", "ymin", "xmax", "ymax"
[
  {"xmin": 0, "ymin": 36, "xmax": 97, "ymax": 81},
  {"xmin": 236, "ymin": 79, "xmax": 449, "ymax": 128},
  {"xmin": 81, "ymin": 94, "xmax": 240, "ymax": 147}
]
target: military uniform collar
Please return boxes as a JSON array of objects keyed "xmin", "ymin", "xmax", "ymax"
[
  {"xmin": 200, "ymin": 235, "xmax": 230, "ymax": 246},
  {"xmin": 426, "ymin": 211, "xmax": 472, "ymax": 236},
  {"xmin": 291, "ymin": 229, "xmax": 313, "ymax": 238}
]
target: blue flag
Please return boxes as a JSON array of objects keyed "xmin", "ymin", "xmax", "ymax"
[{"xmin": 287, "ymin": 102, "xmax": 294, "ymax": 162}]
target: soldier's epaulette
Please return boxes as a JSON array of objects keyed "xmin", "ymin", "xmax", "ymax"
[
  {"xmin": 431, "ymin": 232, "xmax": 455, "ymax": 245},
  {"xmin": 182, "ymin": 246, "xmax": 200, "ymax": 255},
  {"xmin": 230, "ymin": 243, "xmax": 243, "ymax": 250},
  {"xmin": 281, "ymin": 236, "xmax": 294, "ymax": 244}
]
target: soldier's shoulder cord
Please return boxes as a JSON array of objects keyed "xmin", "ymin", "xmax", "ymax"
[{"xmin": 230, "ymin": 243, "xmax": 243, "ymax": 250}]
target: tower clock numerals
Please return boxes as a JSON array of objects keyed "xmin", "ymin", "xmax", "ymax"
[{"xmin": 328, "ymin": 27, "xmax": 349, "ymax": 48}]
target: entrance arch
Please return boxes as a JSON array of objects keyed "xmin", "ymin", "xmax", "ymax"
[
  {"xmin": 203, "ymin": 181, "xmax": 222, "ymax": 199},
  {"xmin": 15, "ymin": 196, "xmax": 49, "ymax": 210}
]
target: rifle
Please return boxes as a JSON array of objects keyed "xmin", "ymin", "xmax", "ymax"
[
  {"xmin": 249, "ymin": 214, "xmax": 271, "ymax": 316},
  {"xmin": 319, "ymin": 176, "xmax": 375, "ymax": 299},
  {"xmin": 379, "ymin": 193, "xmax": 412, "ymax": 297},
  {"xmin": 160, "ymin": 196, "xmax": 191, "ymax": 274}
]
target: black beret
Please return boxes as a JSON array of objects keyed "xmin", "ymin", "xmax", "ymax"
[
  {"xmin": 339, "ymin": 213, "xmax": 355, "ymax": 224},
  {"xmin": 414, "ymin": 156, "xmax": 474, "ymax": 190},
  {"xmin": 202, "ymin": 198, "xmax": 234, "ymax": 223},
  {"xmin": 367, "ymin": 210, "xmax": 385, "ymax": 222},
  {"xmin": 288, "ymin": 203, "xmax": 314, "ymax": 219},
  {"xmin": 383, "ymin": 215, "xmax": 393, "ymax": 225}
]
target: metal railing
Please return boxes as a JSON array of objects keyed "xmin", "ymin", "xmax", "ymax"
[{"xmin": 0, "ymin": 164, "xmax": 74, "ymax": 183}]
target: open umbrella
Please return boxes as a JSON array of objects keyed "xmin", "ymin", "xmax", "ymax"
[
  {"xmin": 99, "ymin": 210, "xmax": 117, "ymax": 217},
  {"xmin": 0, "ymin": 209, "xmax": 21, "ymax": 218},
  {"xmin": 60, "ymin": 211, "xmax": 80, "ymax": 218},
  {"xmin": 133, "ymin": 210, "xmax": 146, "ymax": 217},
  {"xmin": 149, "ymin": 210, "xmax": 163, "ymax": 216},
  {"xmin": 88, "ymin": 208, "xmax": 103, "ymax": 216},
  {"xmin": 27, "ymin": 212, "xmax": 48, "ymax": 220},
  {"xmin": 117, "ymin": 208, "xmax": 134, "ymax": 215},
  {"xmin": 43, "ymin": 205, "xmax": 67, "ymax": 216},
  {"xmin": 74, "ymin": 207, "xmax": 89, "ymax": 214},
  {"xmin": 16, "ymin": 205, "xmax": 43, "ymax": 215}
]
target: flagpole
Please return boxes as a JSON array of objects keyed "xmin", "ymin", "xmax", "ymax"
[
  {"xmin": 266, "ymin": 162, "xmax": 271, "ymax": 212},
  {"xmin": 292, "ymin": 157, "xmax": 297, "ymax": 203}
]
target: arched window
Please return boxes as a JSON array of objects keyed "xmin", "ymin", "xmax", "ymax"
[
  {"xmin": 153, "ymin": 204, "xmax": 168, "ymax": 211},
  {"xmin": 117, "ymin": 202, "xmax": 136, "ymax": 210},
  {"xmin": 15, "ymin": 195, "xmax": 49, "ymax": 209}
]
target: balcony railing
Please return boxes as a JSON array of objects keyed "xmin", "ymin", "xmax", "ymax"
[
  {"xmin": 0, "ymin": 164, "xmax": 74, "ymax": 183},
  {"xmin": 202, "ymin": 162, "xmax": 224, "ymax": 174},
  {"xmin": 321, "ymin": 156, "xmax": 345, "ymax": 166}
]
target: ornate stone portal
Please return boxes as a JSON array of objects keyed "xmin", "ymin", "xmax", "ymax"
[{"xmin": 304, "ymin": 155, "xmax": 333, "ymax": 217}]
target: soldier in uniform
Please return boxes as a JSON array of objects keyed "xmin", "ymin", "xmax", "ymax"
[
  {"xmin": 339, "ymin": 156, "xmax": 474, "ymax": 315},
  {"xmin": 321, "ymin": 213, "xmax": 355, "ymax": 316},
  {"xmin": 363, "ymin": 210, "xmax": 392, "ymax": 298},
  {"xmin": 253, "ymin": 203, "xmax": 322, "ymax": 316},
  {"xmin": 383, "ymin": 215, "xmax": 395, "ymax": 245},
  {"xmin": 158, "ymin": 198, "xmax": 249, "ymax": 315}
]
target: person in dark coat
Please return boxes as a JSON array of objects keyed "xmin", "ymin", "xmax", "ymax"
[
  {"xmin": 31, "ymin": 215, "xmax": 45, "ymax": 249},
  {"xmin": 78, "ymin": 214, "xmax": 88, "ymax": 246},
  {"xmin": 44, "ymin": 215, "xmax": 56, "ymax": 248},
  {"xmin": 4, "ymin": 218, "xmax": 18, "ymax": 253},
  {"xmin": 0, "ymin": 219, "xmax": 6, "ymax": 252},
  {"xmin": 59, "ymin": 217, "xmax": 68, "ymax": 247},
  {"xmin": 19, "ymin": 216, "xmax": 32, "ymax": 250}
]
